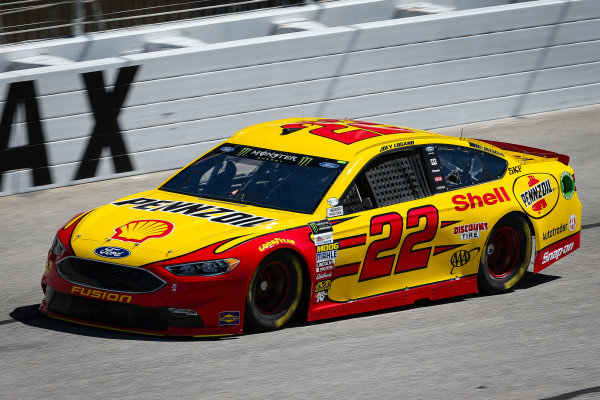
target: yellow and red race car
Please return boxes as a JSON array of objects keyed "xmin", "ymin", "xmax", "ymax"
[{"xmin": 40, "ymin": 118, "xmax": 581, "ymax": 336}]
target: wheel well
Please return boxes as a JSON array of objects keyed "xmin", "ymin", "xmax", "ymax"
[
  {"xmin": 487, "ymin": 210, "xmax": 536, "ymax": 268},
  {"xmin": 503, "ymin": 211, "xmax": 536, "ymax": 239},
  {"xmin": 265, "ymin": 248, "xmax": 311, "ymax": 320}
]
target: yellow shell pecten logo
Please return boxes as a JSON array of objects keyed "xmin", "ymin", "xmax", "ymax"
[{"xmin": 112, "ymin": 220, "xmax": 174, "ymax": 243}]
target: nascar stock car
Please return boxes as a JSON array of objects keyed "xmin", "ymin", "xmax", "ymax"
[{"xmin": 40, "ymin": 118, "xmax": 581, "ymax": 336}]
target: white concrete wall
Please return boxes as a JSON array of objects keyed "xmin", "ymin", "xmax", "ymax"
[{"xmin": 0, "ymin": 0, "xmax": 598, "ymax": 196}]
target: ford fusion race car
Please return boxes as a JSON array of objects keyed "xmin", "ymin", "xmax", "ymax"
[{"xmin": 40, "ymin": 118, "xmax": 581, "ymax": 336}]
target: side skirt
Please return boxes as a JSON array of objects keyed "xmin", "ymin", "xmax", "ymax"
[
  {"xmin": 534, "ymin": 231, "xmax": 580, "ymax": 273},
  {"xmin": 307, "ymin": 275, "xmax": 478, "ymax": 322}
]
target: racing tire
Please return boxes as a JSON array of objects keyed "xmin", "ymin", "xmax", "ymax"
[
  {"xmin": 478, "ymin": 213, "xmax": 532, "ymax": 294},
  {"xmin": 245, "ymin": 252, "xmax": 303, "ymax": 332}
]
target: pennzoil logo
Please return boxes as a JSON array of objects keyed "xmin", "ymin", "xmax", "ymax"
[
  {"xmin": 112, "ymin": 220, "xmax": 174, "ymax": 243},
  {"xmin": 513, "ymin": 174, "xmax": 559, "ymax": 219},
  {"xmin": 71, "ymin": 286, "xmax": 132, "ymax": 303},
  {"xmin": 218, "ymin": 311, "xmax": 240, "ymax": 326},
  {"xmin": 112, "ymin": 197, "xmax": 274, "ymax": 227},
  {"xmin": 520, "ymin": 177, "xmax": 553, "ymax": 210}
]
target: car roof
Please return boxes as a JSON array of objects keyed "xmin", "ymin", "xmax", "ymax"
[{"xmin": 227, "ymin": 118, "xmax": 450, "ymax": 161}]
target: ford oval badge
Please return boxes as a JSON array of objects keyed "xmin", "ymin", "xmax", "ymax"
[
  {"xmin": 220, "ymin": 146, "xmax": 235, "ymax": 152},
  {"xmin": 94, "ymin": 246, "xmax": 131, "ymax": 259},
  {"xmin": 319, "ymin": 162, "xmax": 339, "ymax": 169}
]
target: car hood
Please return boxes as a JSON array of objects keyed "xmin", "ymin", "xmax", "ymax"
[{"xmin": 69, "ymin": 189, "xmax": 308, "ymax": 266}]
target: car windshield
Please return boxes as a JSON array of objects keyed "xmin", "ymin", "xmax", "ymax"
[{"xmin": 159, "ymin": 144, "xmax": 347, "ymax": 214}]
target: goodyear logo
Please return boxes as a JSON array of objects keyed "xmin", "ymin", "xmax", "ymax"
[
  {"xmin": 218, "ymin": 311, "xmax": 240, "ymax": 326},
  {"xmin": 314, "ymin": 280, "xmax": 331, "ymax": 292},
  {"xmin": 71, "ymin": 286, "xmax": 132, "ymax": 303},
  {"xmin": 259, "ymin": 238, "xmax": 295, "ymax": 252}
]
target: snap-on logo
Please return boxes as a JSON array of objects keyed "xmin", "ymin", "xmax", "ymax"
[{"xmin": 542, "ymin": 242, "xmax": 575, "ymax": 264}]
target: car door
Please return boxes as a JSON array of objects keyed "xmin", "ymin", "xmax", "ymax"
[{"xmin": 327, "ymin": 148, "xmax": 448, "ymax": 303}]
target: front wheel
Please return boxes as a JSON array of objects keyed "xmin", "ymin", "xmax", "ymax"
[
  {"xmin": 245, "ymin": 252, "xmax": 303, "ymax": 332},
  {"xmin": 478, "ymin": 214, "xmax": 532, "ymax": 294}
]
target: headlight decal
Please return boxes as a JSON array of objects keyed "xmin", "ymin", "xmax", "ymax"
[{"xmin": 165, "ymin": 258, "xmax": 240, "ymax": 276}]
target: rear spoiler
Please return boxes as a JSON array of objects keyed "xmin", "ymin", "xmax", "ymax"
[{"xmin": 475, "ymin": 139, "xmax": 569, "ymax": 165}]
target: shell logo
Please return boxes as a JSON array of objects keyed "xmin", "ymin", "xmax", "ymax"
[{"xmin": 112, "ymin": 220, "xmax": 174, "ymax": 243}]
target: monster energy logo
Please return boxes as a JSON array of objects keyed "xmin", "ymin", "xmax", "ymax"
[
  {"xmin": 298, "ymin": 156, "xmax": 313, "ymax": 166},
  {"xmin": 237, "ymin": 148, "xmax": 252, "ymax": 157},
  {"xmin": 308, "ymin": 222, "xmax": 318, "ymax": 232}
]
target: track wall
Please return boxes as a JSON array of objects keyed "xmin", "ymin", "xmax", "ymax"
[{"xmin": 1, "ymin": 0, "xmax": 598, "ymax": 195}]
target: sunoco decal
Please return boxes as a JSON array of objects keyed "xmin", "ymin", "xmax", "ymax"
[
  {"xmin": 112, "ymin": 197, "xmax": 273, "ymax": 227},
  {"xmin": 218, "ymin": 311, "xmax": 240, "ymax": 326}
]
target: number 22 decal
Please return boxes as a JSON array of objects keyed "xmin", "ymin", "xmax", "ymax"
[
  {"xmin": 359, "ymin": 205, "xmax": 439, "ymax": 281},
  {"xmin": 281, "ymin": 119, "xmax": 413, "ymax": 145}
]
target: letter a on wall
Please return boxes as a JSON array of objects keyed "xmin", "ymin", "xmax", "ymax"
[
  {"xmin": 74, "ymin": 65, "xmax": 139, "ymax": 180},
  {"xmin": 0, "ymin": 80, "xmax": 52, "ymax": 188}
]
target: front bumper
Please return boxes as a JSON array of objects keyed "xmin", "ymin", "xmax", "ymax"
[{"xmin": 40, "ymin": 256, "xmax": 247, "ymax": 337}]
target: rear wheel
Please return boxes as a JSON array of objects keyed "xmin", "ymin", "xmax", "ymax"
[
  {"xmin": 478, "ymin": 214, "xmax": 532, "ymax": 294},
  {"xmin": 245, "ymin": 252, "xmax": 303, "ymax": 332}
]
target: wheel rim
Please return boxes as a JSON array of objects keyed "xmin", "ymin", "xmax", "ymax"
[
  {"xmin": 253, "ymin": 261, "xmax": 291, "ymax": 315},
  {"xmin": 486, "ymin": 226, "xmax": 521, "ymax": 279}
]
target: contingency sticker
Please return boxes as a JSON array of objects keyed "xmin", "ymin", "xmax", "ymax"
[
  {"xmin": 308, "ymin": 219, "xmax": 334, "ymax": 245},
  {"xmin": 326, "ymin": 206, "xmax": 344, "ymax": 218}
]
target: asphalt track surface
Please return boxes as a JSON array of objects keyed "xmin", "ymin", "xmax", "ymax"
[{"xmin": 1, "ymin": 105, "xmax": 599, "ymax": 400}]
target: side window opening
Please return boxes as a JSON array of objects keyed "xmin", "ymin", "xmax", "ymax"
[
  {"xmin": 438, "ymin": 146, "xmax": 507, "ymax": 189},
  {"xmin": 340, "ymin": 150, "xmax": 431, "ymax": 213}
]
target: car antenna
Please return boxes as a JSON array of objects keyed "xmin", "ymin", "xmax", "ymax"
[{"xmin": 460, "ymin": 127, "xmax": 464, "ymax": 140}]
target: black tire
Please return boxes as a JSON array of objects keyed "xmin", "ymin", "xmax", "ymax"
[
  {"xmin": 245, "ymin": 252, "xmax": 303, "ymax": 332},
  {"xmin": 478, "ymin": 213, "xmax": 532, "ymax": 294}
]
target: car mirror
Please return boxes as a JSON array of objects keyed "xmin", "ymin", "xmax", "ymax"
[{"xmin": 362, "ymin": 197, "xmax": 374, "ymax": 210}]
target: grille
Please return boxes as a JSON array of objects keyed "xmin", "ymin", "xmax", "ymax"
[
  {"xmin": 46, "ymin": 287, "xmax": 204, "ymax": 331},
  {"xmin": 57, "ymin": 257, "xmax": 166, "ymax": 294}
]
